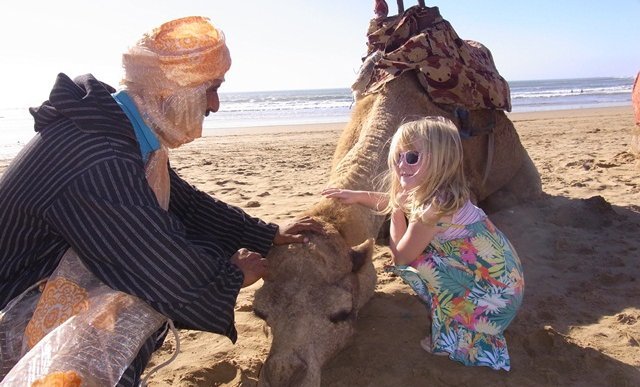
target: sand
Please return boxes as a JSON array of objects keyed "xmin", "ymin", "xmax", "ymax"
[
  {"xmin": 2, "ymin": 106, "xmax": 639, "ymax": 385},
  {"xmin": 139, "ymin": 105, "xmax": 640, "ymax": 386}
]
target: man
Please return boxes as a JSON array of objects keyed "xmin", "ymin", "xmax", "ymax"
[{"xmin": 0, "ymin": 16, "xmax": 321, "ymax": 385}]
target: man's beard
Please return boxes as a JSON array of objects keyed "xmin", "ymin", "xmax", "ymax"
[{"xmin": 139, "ymin": 86, "xmax": 208, "ymax": 148}]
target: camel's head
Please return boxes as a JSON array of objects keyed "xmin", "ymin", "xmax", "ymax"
[{"xmin": 254, "ymin": 223, "xmax": 376, "ymax": 387}]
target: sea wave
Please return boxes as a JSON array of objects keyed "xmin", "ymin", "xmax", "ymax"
[
  {"xmin": 0, "ymin": 76, "xmax": 635, "ymax": 159},
  {"xmin": 512, "ymin": 85, "xmax": 632, "ymax": 99}
]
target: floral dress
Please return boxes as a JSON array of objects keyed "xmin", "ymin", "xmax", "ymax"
[{"xmin": 387, "ymin": 205, "xmax": 524, "ymax": 371}]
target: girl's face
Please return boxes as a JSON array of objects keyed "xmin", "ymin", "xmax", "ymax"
[{"xmin": 395, "ymin": 143, "xmax": 428, "ymax": 190}]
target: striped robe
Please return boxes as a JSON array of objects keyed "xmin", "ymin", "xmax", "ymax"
[{"xmin": 0, "ymin": 73, "xmax": 277, "ymax": 384}]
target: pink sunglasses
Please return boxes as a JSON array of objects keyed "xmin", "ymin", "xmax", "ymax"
[{"xmin": 396, "ymin": 150, "xmax": 421, "ymax": 165}]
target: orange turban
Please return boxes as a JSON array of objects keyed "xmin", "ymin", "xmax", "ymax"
[{"xmin": 123, "ymin": 16, "xmax": 231, "ymax": 90}]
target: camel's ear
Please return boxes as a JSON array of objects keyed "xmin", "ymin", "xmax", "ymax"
[{"xmin": 349, "ymin": 238, "xmax": 374, "ymax": 272}]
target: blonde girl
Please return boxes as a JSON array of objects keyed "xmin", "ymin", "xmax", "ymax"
[{"xmin": 321, "ymin": 116, "xmax": 524, "ymax": 371}]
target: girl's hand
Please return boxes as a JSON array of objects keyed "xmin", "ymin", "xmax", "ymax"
[
  {"xmin": 320, "ymin": 188, "xmax": 360, "ymax": 204},
  {"xmin": 322, "ymin": 188, "xmax": 388, "ymax": 211},
  {"xmin": 396, "ymin": 190, "xmax": 410, "ymax": 207}
]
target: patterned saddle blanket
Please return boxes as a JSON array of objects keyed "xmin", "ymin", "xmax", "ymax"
[{"xmin": 360, "ymin": 5, "xmax": 511, "ymax": 111}]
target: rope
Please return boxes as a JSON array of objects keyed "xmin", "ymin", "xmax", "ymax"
[{"xmin": 140, "ymin": 319, "xmax": 180, "ymax": 386}]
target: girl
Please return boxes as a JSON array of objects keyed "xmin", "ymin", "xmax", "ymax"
[{"xmin": 321, "ymin": 116, "xmax": 524, "ymax": 371}]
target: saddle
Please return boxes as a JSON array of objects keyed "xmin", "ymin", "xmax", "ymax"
[
  {"xmin": 361, "ymin": 5, "xmax": 512, "ymax": 112},
  {"xmin": 354, "ymin": 4, "xmax": 508, "ymax": 186}
]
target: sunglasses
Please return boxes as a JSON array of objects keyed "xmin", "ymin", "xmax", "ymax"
[{"xmin": 396, "ymin": 150, "xmax": 421, "ymax": 166}]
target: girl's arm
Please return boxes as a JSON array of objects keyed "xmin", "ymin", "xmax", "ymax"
[
  {"xmin": 321, "ymin": 188, "xmax": 389, "ymax": 211},
  {"xmin": 389, "ymin": 206, "xmax": 440, "ymax": 266}
]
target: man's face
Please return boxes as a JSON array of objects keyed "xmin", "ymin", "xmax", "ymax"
[
  {"xmin": 205, "ymin": 79, "xmax": 224, "ymax": 116},
  {"xmin": 136, "ymin": 78, "xmax": 226, "ymax": 148}
]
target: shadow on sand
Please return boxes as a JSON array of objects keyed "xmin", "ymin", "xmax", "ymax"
[{"xmin": 323, "ymin": 194, "xmax": 640, "ymax": 386}]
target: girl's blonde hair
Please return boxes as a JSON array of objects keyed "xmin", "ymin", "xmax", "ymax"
[{"xmin": 382, "ymin": 116, "xmax": 470, "ymax": 222}]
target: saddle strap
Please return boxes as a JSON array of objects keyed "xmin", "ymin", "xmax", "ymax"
[{"xmin": 452, "ymin": 107, "xmax": 496, "ymax": 188}]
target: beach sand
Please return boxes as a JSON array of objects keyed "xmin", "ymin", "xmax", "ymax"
[
  {"xmin": 3, "ymin": 106, "xmax": 639, "ymax": 385},
  {"xmin": 140, "ymin": 105, "xmax": 640, "ymax": 386}
]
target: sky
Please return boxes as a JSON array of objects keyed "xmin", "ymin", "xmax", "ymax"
[{"xmin": 1, "ymin": 0, "xmax": 639, "ymax": 108}]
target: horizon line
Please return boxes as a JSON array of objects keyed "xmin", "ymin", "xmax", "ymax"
[{"xmin": 218, "ymin": 75, "xmax": 636, "ymax": 94}]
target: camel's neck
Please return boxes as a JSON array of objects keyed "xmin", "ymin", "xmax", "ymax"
[
  {"xmin": 332, "ymin": 75, "xmax": 437, "ymax": 191},
  {"xmin": 313, "ymin": 74, "xmax": 445, "ymax": 244}
]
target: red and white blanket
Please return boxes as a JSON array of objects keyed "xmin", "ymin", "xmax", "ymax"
[{"xmin": 362, "ymin": 6, "xmax": 511, "ymax": 111}]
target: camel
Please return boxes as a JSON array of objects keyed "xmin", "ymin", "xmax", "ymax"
[{"xmin": 253, "ymin": 3, "xmax": 541, "ymax": 386}]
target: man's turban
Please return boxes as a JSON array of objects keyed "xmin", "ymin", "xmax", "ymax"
[{"xmin": 123, "ymin": 16, "xmax": 231, "ymax": 90}]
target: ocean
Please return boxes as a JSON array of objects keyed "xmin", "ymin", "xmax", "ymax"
[{"xmin": 0, "ymin": 76, "xmax": 634, "ymax": 160}]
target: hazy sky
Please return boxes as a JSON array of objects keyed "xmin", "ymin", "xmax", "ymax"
[{"xmin": 1, "ymin": 0, "xmax": 638, "ymax": 107}]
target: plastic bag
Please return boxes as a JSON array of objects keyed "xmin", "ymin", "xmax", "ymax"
[
  {"xmin": 0, "ymin": 281, "xmax": 42, "ymax": 378},
  {"xmin": 0, "ymin": 249, "xmax": 166, "ymax": 386}
]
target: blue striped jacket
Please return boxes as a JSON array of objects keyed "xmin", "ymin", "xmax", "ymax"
[{"xmin": 0, "ymin": 73, "xmax": 277, "ymax": 342}]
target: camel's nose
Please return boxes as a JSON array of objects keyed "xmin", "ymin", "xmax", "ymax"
[{"xmin": 259, "ymin": 351, "xmax": 311, "ymax": 387}]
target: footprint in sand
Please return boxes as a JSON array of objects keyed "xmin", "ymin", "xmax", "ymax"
[
  {"xmin": 565, "ymin": 159, "xmax": 593, "ymax": 167},
  {"xmin": 595, "ymin": 272, "xmax": 634, "ymax": 287},
  {"xmin": 521, "ymin": 326, "xmax": 562, "ymax": 357},
  {"xmin": 616, "ymin": 313, "xmax": 638, "ymax": 325},
  {"xmin": 626, "ymin": 335, "xmax": 640, "ymax": 347},
  {"xmin": 216, "ymin": 179, "xmax": 248, "ymax": 186},
  {"xmin": 235, "ymin": 169, "xmax": 257, "ymax": 176},
  {"xmin": 179, "ymin": 361, "xmax": 241, "ymax": 385},
  {"xmin": 612, "ymin": 151, "xmax": 636, "ymax": 164},
  {"xmin": 235, "ymin": 302, "xmax": 253, "ymax": 312},
  {"xmin": 218, "ymin": 188, "xmax": 236, "ymax": 194},
  {"xmin": 595, "ymin": 161, "xmax": 618, "ymax": 168},
  {"xmin": 565, "ymin": 159, "xmax": 595, "ymax": 170}
]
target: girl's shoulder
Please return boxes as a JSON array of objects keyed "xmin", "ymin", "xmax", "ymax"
[{"xmin": 436, "ymin": 200, "xmax": 486, "ymax": 228}]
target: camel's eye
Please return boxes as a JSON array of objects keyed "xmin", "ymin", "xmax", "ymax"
[
  {"xmin": 329, "ymin": 309, "xmax": 353, "ymax": 324},
  {"xmin": 253, "ymin": 308, "xmax": 268, "ymax": 320}
]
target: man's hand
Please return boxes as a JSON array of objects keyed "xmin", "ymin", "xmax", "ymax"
[
  {"xmin": 273, "ymin": 216, "xmax": 325, "ymax": 245},
  {"xmin": 231, "ymin": 248, "xmax": 267, "ymax": 287}
]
